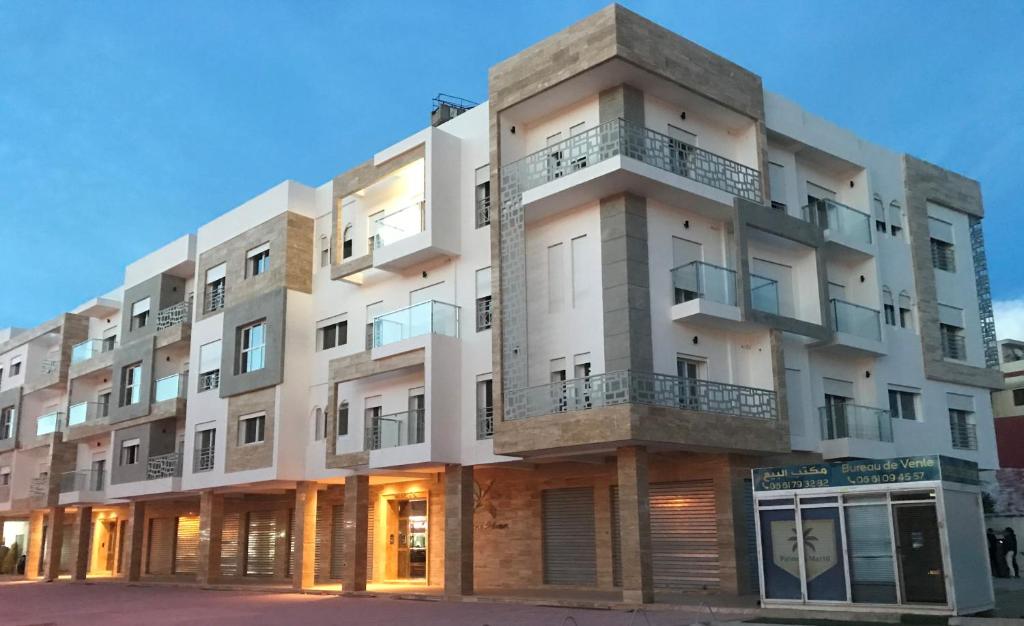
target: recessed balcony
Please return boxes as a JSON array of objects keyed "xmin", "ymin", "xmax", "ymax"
[
  {"xmin": 813, "ymin": 298, "xmax": 885, "ymax": 356},
  {"xmin": 669, "ymin": 261, "xmax": 743, "ymax": 329},
  {"xmin": 67, "ymin": 401, "xmax": 109, "ymax": 428},
  {"xmin": 819, "ymin": 403, "xmax": 894, "ymax": 460},
  {"xmin": 153, "ymin": 373, "xmax": 188, "ymax": 403},
  {"xmin": 364, "ymin": 409, "xmax": 425, "ymax": 451},
  {"xmin": 58, "ymin": 468, "xmax": 106, "ymax": 505},
  {"xmin": 750, "ymin": 274, "xmax": 780, "ymax": 315},
  {"xmin": 71, "ymin": 338, "xmax": 117, "ymax": 364},
  {"xmin": 35, "ymin": 411, "xmax": 61, "ymax": 436},
  {"xmin": 509, "ymin": 118, "xmax": 761, "ymax": 223},
  {"xmin": 802, "ymin": 198, "xmax": 874, "ymax": 259}
]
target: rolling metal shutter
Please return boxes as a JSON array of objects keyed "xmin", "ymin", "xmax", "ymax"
[
  {"xmin": 650, "ymin": 480, "xmax": 719, "ymax": 591},
  {"xmin": 246, "ymin": 510, "xmax": 277, "ymax": 576},
  {"xmin": 330, "ymin": 504, "xmax": 345, "ymax": 579},
  {"xmin": 314, "ymin": 503, "xmax": 330, "ymax": 582},
  {"xmin": 367, "ymin": 504, "xmax": 374, "ymax": 582},
  {"xmin": 147, "ymin": 518, "xmax": 175, "ymax": 576},
  {"xmin": 542, "ymin": 487, "xmax": 597, "ymax": 585},
  {"xmin": 220, "ymin": 513, "xmax": 240, "ymax": 577},
  {"xmin": 610, "ymin": 487, "xmax": 622, "ymax": 587},
  {"xmin": 287, "ymin": 509, "xmax": 295, "ymax": 577},
  {"xmin": 174, "ymin": 516, "xmax": 200, "ymax": 575},
  {"xmin": 59, "ymin": 522, "xmax": 74, "ymax": 574}
]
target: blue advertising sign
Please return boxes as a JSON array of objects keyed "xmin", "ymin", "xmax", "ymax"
[{"xmin": 752, "ymin": 455, "xmax": 978, "ymax": 492}]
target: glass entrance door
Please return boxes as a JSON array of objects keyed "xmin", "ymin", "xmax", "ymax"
[
  {"xmin": 394, "ymin": 499, "xmax": 428, "ymax": 580},
  {"xmin": 893, "ymin": 504, "xmax": 947, "ymax": 604}
]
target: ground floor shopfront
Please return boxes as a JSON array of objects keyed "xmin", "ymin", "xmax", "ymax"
[{"xmin": 3, "ymin": 449, "xmax": 777, "ymax": 603}]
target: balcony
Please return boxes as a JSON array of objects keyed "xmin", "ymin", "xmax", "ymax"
[
  {"xmin": 372, "ymin": 300, "xmax": 459, "ymax": 350},
  {"xmin": 156, "ymin": 299, "xmax": 193, "ymax": 331},
  {"xmin": 814, "ymin": 299, "xmax": 885, "ymax": 357},
  {"xmin": 802, "ymin": 198, "xmax": 873, "ymax": 258},
  {"xmin": 71, "ymin": 338, "xmax": 117, "ymax": 364},
  {"xmin": 364, "ymin": 409, "xmax": 426, "ymax": 450},
  {"xmin": 750, "ymin": 274, "xmax": 780, "ymax": 315},
  {"xmin": 153, "ymin": 373, "xmax": 188, "ymax": 403},
  {"xmin": 506, "ymin": 370, "xmax": 777, "ymax": 421},
  {"xmin": 476, "ymin": 296, "xmax": 493, "ymax": 332},
  {"xmin": 476, "ymin": 406, "xmax": 494, "ymax": 440},
  {"xmin": 197, "ymin": 370, "xmax": 220, "ymax": 393},
  {"xmin": 369, "ymin": 201, "xmax": 425, "ymax": 251},
  {"xmin": 67, "ymin": 401, "xmax": 108, "ymax": 427},
  {"xmin": 146, "ymin": 451, "xmax": 183, "ymax": 479},
  {"xmin": 670, "ymin": 261, "xmax": 742, "ymax": 328},
  {"xmin": 35, "ymin": 411, "xmax": 61, "ymax": 436},
  {"xmin": 193, "ymin": 446, "xmax": 215, "ymax": 473},
  {"xmin": 819, "ymin": 403, "xmax": 894, "ymax": 460},
  {"xmin": 58, "ymin": 469, "xmax": 106, "ymax": 503}
]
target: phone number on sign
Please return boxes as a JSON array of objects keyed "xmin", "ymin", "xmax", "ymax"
[
  {"xmin": 760, "ymin": 478, "xmax": 831, "ymax": 490},
  {"xmin": 846, "ymin": 471, "xmax": 926, "ymax": 485}
]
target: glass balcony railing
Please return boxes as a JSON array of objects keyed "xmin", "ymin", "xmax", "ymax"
[
  {"xmin": 671, "ymin": 261, "xmax": 737, "ymax": 306},
  {"xmin": 372, "ymin": 300, "xmax": 459, "ymax": 348},
  {"xmin": 802, "ymin": 198, "xmax": 872, "ymax": 248},
  {"xmin": 511, "ymin": 118, "xmax": 762, "ymax": 202},
  {"xmin": 153, "ymin": 373, "xmax": 188, "ymax": 403},
  {"xmin": 369, "ymin": 201, "xmax": 425, "ymax": 250},
  {"xmin": 59, "ymin": 469, "xmax": 105, "ymax": 493},
  {"xmin": 505, "ymin": 370, "xmax": 777, "ymax": 421},
  {"xmin": 831, "ymin": 299, "xmax": 881, "ymax": 341},
  {"xmin": 750, "ymin": 274, "xmax": 780, "ymax": 314},
  {"xmin": 36, "ymin": 412, "xmax": 61, "ymax": 436},
  {"xmin": 819, "ymin": 404, "xmax": 893, "ymax": 442},
  {"xmin": 67, "ymin": 401, "xmax": 108, "ymax": 427},
  {"xmin": 71, "ymin": 338, "xmax": 116, "ymax": 364},
  {"xmin": 364, "ymin": 409, "xmax": 426, "ymax": 450}
]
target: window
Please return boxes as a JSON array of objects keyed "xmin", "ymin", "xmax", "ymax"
[
  {"xmin": 342, "ymin": 224, "xmax": 353, "ymax": 259},
  {"xmin": 194, "ymin": 428, "xmax": 216, "ymax": 472},
  {"xmin": 246, "ymin": 242, "xmax": 271, "ymax": 277},
  {"xmin": 120, "ymin": 363, "xmax": 142, "ymax": 406},
  {"xmin": 239, "ymin": 321, "xmax": 266, "ymax": 373},
  {"xmin": 97, "ymin": 391, "xmax": 111, "ymax": 417},
  {"xmin": 0, "ymin": 468, "xmax": 9, "ymax": 486},
  {"xmin": 899, "ymin": 307, "xmax": 913, "ymax": 329},
  {"xmin": 930, "ymin": 238, "xmax": 955, "ymax": 272},
  {"xmin": 888, "ymin": 389, "xmax": 919, "ymax": 420},
  {"xmin": 408, "ymin": 387, "xmax": 426, "ymax": 444},
  {"xmin": 337, "ymin": 400, "xmax": 349, "ymax": 437},
  {"xmin": 238, "ymin": 413, "xmax": 266, "ymax": 445},
  {"xmin": 198, "ymin": 340, "xmax": 222, "ymax": 391},
  {"xmin": 940, "ymin": 324, "xmax": 965, "ymax": 360},
  {"xmin": 873, "ymin": 194, "xmax": 887, "ymax": 234},
  {"xmin": 1014, "ymin": 389, "xmax": 1024, "ymax": 407},
  {"xmin": 476, "ymin": 375, "xmax": 493, "ymax": 439},
  {"xmin": 312, "ymin": 408, "xmax": 325, "ymax": 441},
  {"xmin": 475, "ymin": 165, "xmax": 491, "ymax": 228},
  {"xmin": 102, "ymin": 334, "xmax": 117, "ymax": 352},
  {"xmin": 130, "ymin": 297, "xmax": 150, "ymax": 331},
  {"xmin": 205, "ymin": 263, "xmax": 226, "ymax": 313},
  {"xmin": 365, "ymin": 302, "xmax": 384, "ymax": 350},
  {"xmin": 318, "ymin": 318, "xmax": 348, "ymax": 351},
  {"xmin": 949, "ymin": 409, "xmax": 977, "ymax": 450},
  {"xmin": 475, "ymin": 268, "xmax": 492, "ymax": 331},
  {"xmin": 768, "ymin": 162, "xmax": 787, "ymax": 210},
  {"xmin": 364, "ymin": 397, "xmax": 383, "ymax": 448},
  {"xmin": 547, "ymin": 242, "xmax": 565, "ymax": 313},
  {"xmin": 10, "ymin": 360, "xmax": 21, "ymax": 376},
  {"xmin": 884, "ymin": 304, "xmax": 896, "ymax": 326},
  {"xmin": 120, "ymin": 438, "xmax": 140, "ymax": 465},
  {"xmin": 0, "ymin": 407, "xmax": 14, "ymax": 439},
  {"xmin": 320, "ymin": 236, "xmax": 330, "ymax": 268}
]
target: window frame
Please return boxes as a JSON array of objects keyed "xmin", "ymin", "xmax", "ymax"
[
  {"xmin": 121, "ymin": 362, "xmax": 143, "ymax": 406},
  {"xmin": 120, "ymin": 439, "xmax": 141, "ymax": 466},
  {"xmin": 888, "ymin": 389, "xmax": 919, "ymax": 421},
  {"xmin": 238, "ymin": 413, "xmax": 266, "ymax": 446},
  {"xmin": 238, "ymin": 321, "xmax": 267, "ymax": 374},
  {"xmin": 1013, "ymin": 388, "xmax": 1024, "ymax": 407},
  {"xmin": 246, "ymin": 242, "xmax": 271, "ymax": 278},
  {"xmin": 0, "ymin": 406, "xmax": 14, "ymax": 439}
]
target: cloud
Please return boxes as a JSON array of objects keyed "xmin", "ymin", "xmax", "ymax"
[{"xmin": 994, "ymin": 299, "xmax": 1024, "ymax": 342}]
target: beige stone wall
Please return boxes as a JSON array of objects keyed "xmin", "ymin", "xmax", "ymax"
[{"xmin": 224, "ymin": 387, "xmax": 276, "ymax": 472}]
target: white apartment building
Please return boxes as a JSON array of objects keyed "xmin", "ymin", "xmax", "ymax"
[{"xmin": 0, "ymin": 5, "xmax": 1002, "ymax": 606}]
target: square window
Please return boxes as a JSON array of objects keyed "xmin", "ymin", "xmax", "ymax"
[
  {"xmin": 130, "ymin": 297, "xmax": 150, "ymax": 331},
  {"xmin": 888, "ymin": 389, "xmax": 919, "ymax": 420},
  {"xmin": 120, "ymin": 439, "xmax": 140, "ymax": 465},
  {"xmin": 319, "ymin": 321, "xmax": 348, "ymax": 351},
  {"xmin": 930, "ymin": 238, "xmax": 955, "ymax": 272},
  {"xmin": 1014, "ymin": 389, "xmax": 1024, "ymax": 407},
  {"xmin": 238, "ymin": 414, "xmax": 265, "ymax": 445},
  {"xmin": 10, "ymin": 361, "xmax": 21, "ymax": 377}
]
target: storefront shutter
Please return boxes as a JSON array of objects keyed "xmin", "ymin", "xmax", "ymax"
[
  {"xmin": 367, "ymin": 504, "xmax": 375, "ymax": 581},
  {"xmin": 220, "ymin": 513, "xmax": 240, "ymax": 577},
  {"xmin": 330, "ymin": 504, "xmax": 346, "ymax": 579},
  {"xmin": 59, "ymin": 522, "xmax": 75, "ymax": 574},
  {"xmin": 650, "ymin": 480, "xmax": 719, "ymax": 591},
  {"xmin": 542, "ymin": 487, "xmax": 597, "ymax": 585},
  {"xmin": 246, "ymin": 510, "xmax": 277, "ymax": 576},
  {"xmin": 314, "ymin": 503, "xmax": 330, "ymax": 582},
  {"xmin": 147, "ymin": 518, "xmax": 175, "ymax": 576},
  {"xmin": 610, "ymin": 486, "xmax": 622, "ymax": 588},
  {"xmin": 288, "ymin": 509, "xmax": 295, "ymax": 577},
  {"xmin": 174, "ymin": 516, "xmax": 200, "ymax": 574}
]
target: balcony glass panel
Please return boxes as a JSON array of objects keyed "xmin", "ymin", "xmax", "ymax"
[
  {"xmin": 59, "ymin": 469, "xmax": 105, "ymax": 493},
  {"xmin": 671, "ymin": 261, "xmax": 737, "ymax": 306},
  {"xmin": 803, "ymin": 199, "xmax": 872, "ymax": 248},
  {"xmin": 369, "ymin": 201, "xmax": 425, "ymax": 249},
  {"xmin": 71, "ymin": 340, "xmax": 97, "ymax": 363},
  {"xmin": 750, "ymin": 274, "xmax": 780, "ymax": 314},
  {"xmin": 154, "ymin": 374, "xmax": 186, "ymax": 402},
  {"xmin": 365, "ymin": 409, "xmax": 426, "ymax": 450},
  {"xmin": 831, "ymin": 299, "xmax": 881, "ymax": 341},
  {"xmin": 36, "ymin": 412, "xmax": 59, "ymax": 436},
  {"xmin": 372, "ymin": 301, "xmax": 459, "ymax": 348},
  {"xmin": 68, "ymin": 402, "xmax": 89, "ymax": 426},
  {"xmin": 819, "ymin": 404, "xmax": 893, "ymax": 442}
]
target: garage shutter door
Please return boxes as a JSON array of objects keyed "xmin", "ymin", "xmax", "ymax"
[
  {"xmin": 542, "ymin": 487, "xmax": 596, "ymax": 585},
  {"xmin": 246, "ymin": 510, "xmax": 277, "ymax": 576},
  {"xmin": 367, "ymin": 504, "xmax": 375, "ymax": 582},
  {"xmin": 314, "ymin": 503, "xmax": 330, "ymax": 582},
  {"xmin": 147, "ymin": 518, "xmax": 175, "ymax": 576},
  {"xmin": 220, "ymin": 513, "xmax": 240, "ymax": 577},
  {"xmin": 288, "ymin": 509, "xmax": 295, "ymax": 577},
  {"xmin": 174, "ymin": 516, "xmax": 200, "ymax": 574},
  {"xmin": 650, "ymin": 480, "xmax": 719, "ymax": 591},
  {"xmin": 330, "ymin": 504, "xmax": 345, "ymax": 579},
  {"xmin": 610, "ymin": 487, "xmax": 622, "ymax": 587}
]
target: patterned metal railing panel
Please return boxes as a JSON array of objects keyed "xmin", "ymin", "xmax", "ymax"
[
  {"xmin": 476, "ymin": 296, "xmax": 492, "ymax": 331},
  {"xmin": 818, "ymin": 404, "xmax": 893, "ymax": 442},
  {"xmin": 156, "ymin": 299, "xmax": 193, "ymax": 330},
  {"xmin": 950, "ymin": 420, "xmax": 978, "ymax": 451},
  {"xmin": 505, "ymin": 370, "xmax": 776, "ymax": 421},
  {"xmin": 193, "ymin": 446, "xmax": 215, "ymax": 473},
  {"xmin": 475, "ymin": 196, "xmax": 491, "ymax": 228},
  {"xmin": 198, "ymin": 370, "xmax": 220, "ymax": 392},
  {"xmin": 205, "ymin": 286, "xmax": 225, "ymax": 313},
  {"xmin": 146, "ymin": 452, "xmax": 183, "ymax": 479},
  {"xmin": 512, "ymin": 118, "xmax": 762, "ymax": 202},
  {"xmin": 476, "ymin": 407, "xmax": 494, "ymax": 440},
  {"xmin": 942, "ymin": 332, "xmax": 967, "ymax": 361}
]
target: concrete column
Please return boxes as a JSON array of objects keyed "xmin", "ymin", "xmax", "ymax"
[
  {"xmin": 71, "ymin": 506, "xmax": 93, "ymax": 580},
  {"xmin": 123, "ymin": 500, "xmax": 146, "ymax": 581},
  {"xmin": 616, "ymin": 446, "xmax": 653, "ymax": 603},
  {"xmin": 341, "ymin": 475, "xmax": 369, "ymax": 593},
  {"xmin": 26, "ymin": 510, "xmax": 45, "ymax": 579},
  {"xmin": 197, "ymin": 491, "xmax": 224, "ymax": 584},
  {"xmin": 42, "ymin": 506, "xmax": 66, "ymax": 582},
  {"xmin": 292, "ymin": 482, "xmax": 318, "ymax": 590},
  {"xmin": 443, "ymin": 465, "xmax": 473, "ymax": 597}
]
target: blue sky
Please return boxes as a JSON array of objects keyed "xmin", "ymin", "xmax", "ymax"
[{"xmin": 1, "ymin": 1, "xmax": 1022, "ymax": 334}]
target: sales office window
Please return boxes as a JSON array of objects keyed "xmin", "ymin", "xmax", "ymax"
[{"xmin": 239, "ymin": 321, "xmax": 266, "ymax": 374}]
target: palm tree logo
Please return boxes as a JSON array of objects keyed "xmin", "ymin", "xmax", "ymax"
[{"xmin": 789, "ymin": 525, "xmax": 819, "ymax": 554}]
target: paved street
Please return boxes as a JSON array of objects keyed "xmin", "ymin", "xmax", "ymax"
[{"xmin": 0, "ymin": 581, "xmax": 731, "ymax": 626}]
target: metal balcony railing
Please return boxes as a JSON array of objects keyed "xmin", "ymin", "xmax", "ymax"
[
  {"xmin": 369, "ymin": 201, "xmax": 425, "ymax": 250},
  {"xmin": 511, "ymin": 118, "xmax": 762, "ymax": 202},
  {"xmin": 942, "ymin": 330, "xmax": 967, "ymax": 361},
  {"xmin": 29, "ymin": 475, "xmax": 49, "ymax": 497},
  {"xmin": 153, "ymin": 373, "xmax": 188, "ymax": 403},
  {"xmin": 819, "ymin": 404, "xmax": 893, "ymax": 442},
  {"xmin": 59, "ymin": 469, "xmax": 105, "ymax": 493},
  {"xmin": 364, "ymin": 409, "xmax": 426, "ymax": 450},
  {"xmin": 950, "ymin": 419, "xmax": 978, "ymax": 451},
  {"xmin": 156, "ymin": 299, "xmax": 193, "ymax": 330},
  {"xmin": 505, "ymin": 370, "xmax": 777, "ymax": 421},
  {"xmin": 36, "ymin": 411, "xmax": 61, "ymax": 436},
  {"xmin": 198, "ymin": 370, "xmax": 220, "ymax": 392},
  {"xmin": 146, "ymin": 452, "xmax": 183, "ymax": 479},
  {"xmin": 372, "ymin": 300, "xmax": 460, "ymax": 348},
  {"xmin": 193, "ymin": 446, "xmax": 215, "ymax": 473},
  {"xmin": 67, "ymin": 401, "xmax": 108, "ymax": 427},
  {"xmin": 802, "ymin": 198, "xmax": 872, "ymax": 248},
  {"xmin": 830, "ymin": 299, "xmax": 882, "ymax": 341},
  {"xmin": 204, "ymin": 285, "xmax": 225, "ymax": 313},
  {"xmin": 476, "ymin": 296, "xmax": 493, "ymax": 331},
  {"xmin": 40, "ymin": 360, "xmax": 59, "ymax": 375},
  {"xmin": 671, "ymin": 261, "xmax": 737, "ymax": 306},
  {"xmin": 476, "ymin": 406, "xmax": 494, "ymax": 440},
  {"xmin": 750, "ymin": 274, "xmax": 780, "ymax": 315},
  {"xmin": 71, "ymin": 338, "xmax": 117, "ymax": 364},
  {"xmin": 475, "ymin": 196, "xmax": 491, "ymax": 228}
]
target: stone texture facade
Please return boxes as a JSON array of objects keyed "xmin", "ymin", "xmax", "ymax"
[{"xmin": 224, "ymin": 386, "xmax": 276, "ymax": 472}]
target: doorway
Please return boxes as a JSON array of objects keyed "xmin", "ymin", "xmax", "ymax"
[
  {"xmin": 893, "ymin": 503, "xmax": 947, "ymax": 604},
  {"xmin": 386, "ymin": 498, "xmax": 428, "ymax": 581}
]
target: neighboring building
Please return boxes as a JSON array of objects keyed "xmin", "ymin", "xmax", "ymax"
[
  {"xmin": 992, "ymin": 339, "xmax": 1024, "ymax": 467},
  {"xmin": 0, "ymin": 4, "xmax": 1003, "ymax": 604}
]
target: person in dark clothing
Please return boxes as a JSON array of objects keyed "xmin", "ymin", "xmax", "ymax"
[
  {"xmin": 1005, "ymin": 528, "xmax": 1020, "ymax": 578},
  {"xmin": 989, "ymin": 529, "xmax": 1004, "ymax": 577}
]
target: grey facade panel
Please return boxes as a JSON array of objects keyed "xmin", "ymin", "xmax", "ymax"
[
  {"xmin": 218, "ymin": 287, "xmax": 287, "ymax": 398},
  {"xmin": 120, "ymin": 274, "xmax": 187, "ymax": 346},
  {"xmin": 0, "ymin": 386, "xmax": 23, "ymax": 453},
  {"xmin": 109, "ymin": 418, "xmax": 177, "ymax": 485},
  {"xmin": 108, "ymin": 336, "xmax": 156, "ymax": 424}
]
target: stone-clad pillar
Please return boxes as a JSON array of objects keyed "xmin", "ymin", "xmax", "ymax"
[
  {"xmin": 341, "ymin": 475, "xmax": 369, "ymax": 593},
  {"xmin": 123, "ymin": 501, "xmax": 146, "ymax": 581},
  {"xmin": 444, "ymin": 465, "xmax": 474, "ymax": 597},
  {"xmin": 292, "ymin": 482, "xmax": 318, "ymax": 590},
  {"xmin": 43, "ymin": 506, "xmax": 66, "ymax": 582},
  {"xmin": 197, "ymin": 491, "xmax": 224, "ymax": 584},
  {"xmin": 273, "ymin": 509, "xmax": 291, "ymax": 579},
  {"xmin": 71, "ymin": 506, "xmax": 93, "ymax": 580},
  {"xmin": 26, "ymin": 510, "xmax": 45, "ymax": 579},
  {"xmin": 616, "ymin": 446, "xmax": 653, "ymax": 603}
]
